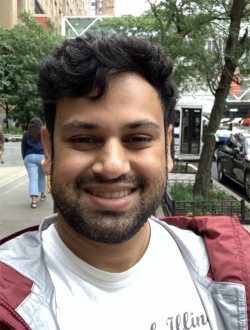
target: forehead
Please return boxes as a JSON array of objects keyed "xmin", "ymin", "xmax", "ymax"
[{"xmin": 55, "ymin": 72, "xmax": 164, "ymax": 128}]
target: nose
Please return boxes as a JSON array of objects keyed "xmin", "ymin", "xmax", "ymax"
[{"xmin": 92, "ymin": 139, "xmax": 130, "ymax": 179}]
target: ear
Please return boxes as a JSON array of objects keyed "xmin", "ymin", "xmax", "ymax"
[
  {"xmin": 41, "ymin": 126, "xmax": 52, "ymax": 176},
  {"xmin": 167, "ymin": 124, "xmax": 173, "ymax": 173}
]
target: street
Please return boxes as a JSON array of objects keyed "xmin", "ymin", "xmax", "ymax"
[
  {"xmin": 0, "ymin": 141, "xmax": 54, "ymax": 239},
  {"xmin": 193, "ymin": 161, "xmax": 248, "ymax": 201}
]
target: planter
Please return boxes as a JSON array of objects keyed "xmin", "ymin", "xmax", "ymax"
[{"xmin": 162, "ymin": 179, "xmax": 250, "ymax": 225}]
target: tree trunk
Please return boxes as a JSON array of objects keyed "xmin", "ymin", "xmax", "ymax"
[
  {"xmin": 193, "ymin": 87, "xmax": 230, "ymax": 196},
  {"xmin": 5, "ymin": 103, "xmax": 9, "ymax": 129},
  {"xmin": 193, "ymin": 0, "xmax": 247, "ymax": 197}
]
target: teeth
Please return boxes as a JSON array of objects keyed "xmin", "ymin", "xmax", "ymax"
[{"xmin": 90, "ymin": 189, "xmax": 132, "ymax": 198}]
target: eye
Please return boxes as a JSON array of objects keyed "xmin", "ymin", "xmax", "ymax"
[
  {"xmin": 70, "ymin": 136, "xmax": 100, "ymax": 150},
  {"xmin": 71, "ymin": 137, "xmax": 94, "ymax": 143},
  {"xmin": 124, "ymin": 135, "xmax": 153, "ymax": 149}
]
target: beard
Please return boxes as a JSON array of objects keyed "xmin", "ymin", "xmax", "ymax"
[{"xmin": 51, "ymin": 168, "xmax": 166, "ymax": 244}]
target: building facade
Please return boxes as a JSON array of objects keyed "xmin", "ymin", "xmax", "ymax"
[
  {"xmin": 0, "ymin": 0, "xmax": 91, "ymax": 32},
  {"xmin": 90, "ymin": 0, "xmax": 115, "ymax": 15}
]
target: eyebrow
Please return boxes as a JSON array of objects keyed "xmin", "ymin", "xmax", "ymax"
[
  {"xmin": 124, "ymin": 120, "xmax": 161, "ymax": 131},
  {"xmin": 62, "ymin": 120, "xmax": 98, "ymax": 131},
  {"xmin": 61, "ymin": 119, "xmax": 161, "ymax": 131}
]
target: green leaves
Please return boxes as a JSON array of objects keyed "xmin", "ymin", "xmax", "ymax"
[
  {"xmin": 0, "ymin": 12, "xmax": 64, "ymax": 126},
  {"xmin": 97, "ymin": 0, "xmax": 250, "ymax": 96}
]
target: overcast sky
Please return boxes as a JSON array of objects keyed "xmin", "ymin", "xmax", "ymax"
[{"xmin": 115, "ymin": 0, "xmax": 150, "ymax": 16}]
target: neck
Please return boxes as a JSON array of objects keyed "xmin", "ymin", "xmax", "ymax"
[{"xmin": 54, "ymin": 216, "xmax": 151, "ymax": 273}]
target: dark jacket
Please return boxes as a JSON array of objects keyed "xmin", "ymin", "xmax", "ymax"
[{"xmin": 21, "ymin": 132, "xmax": 44, "ymax": 160}]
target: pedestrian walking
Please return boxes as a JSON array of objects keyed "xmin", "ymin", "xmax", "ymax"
[{"xmin": 21, "ymin": 117, "xmax": 46, "ymax": 208}]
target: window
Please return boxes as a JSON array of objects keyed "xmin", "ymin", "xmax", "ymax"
[
  {"xmin": 226, "ymin": 135, "xmax": 237, "ymax": 151},
  {"xmin": 35, "ymin": 0, "xmax": 45, "ymax": 13},
  {"xmin": 54, "ymin": 1, "xmax": 57, "ymax": 15},
  {"xmin": 234, "ymin": 133, "xmax": 244, "ymax": 152},
  {"xmin": 206, "ymin": 39, "xmax": 226, "ymax": 53}
]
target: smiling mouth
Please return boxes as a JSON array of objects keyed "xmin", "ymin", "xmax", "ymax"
[{"xmin": 87, "ymin": 189, "xmax": 133, "ymax": 199}]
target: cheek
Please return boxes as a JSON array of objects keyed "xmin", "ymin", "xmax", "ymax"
[
  {"xmin": 52, "ymin": 147, "xmax": 97, "ymax": 183},
  {"xmin": 52, "ymin": 151, "xmax": 82, "ymax": 182},
  {"xmin": 133, "ymin": 150, "xmax": 166, "ymax": 182}
]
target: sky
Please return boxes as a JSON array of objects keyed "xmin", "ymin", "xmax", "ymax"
[{"xmin": 115, "ymin": 0, "xmax": 150, "ymax": 16}]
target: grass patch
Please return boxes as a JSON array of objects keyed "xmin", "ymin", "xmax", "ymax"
[
  {"xmin": 170, "ymin": 182, "xmax": 229, "ymax": 202},
  {"xmin": 168, "ymin": 181, "xmax": 245, "ymax": 217}
]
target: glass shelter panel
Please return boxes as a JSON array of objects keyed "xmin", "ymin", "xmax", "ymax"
[{"xmin": 62, "ymin": 16, "xmax": 114, "ymax": 38}]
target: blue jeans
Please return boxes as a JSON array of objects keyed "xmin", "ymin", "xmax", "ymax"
[{"xmin": 24, "ymin": 154, "xmax": 46, "ymax": 197}]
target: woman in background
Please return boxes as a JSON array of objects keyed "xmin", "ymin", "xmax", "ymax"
[{"xmin": 21, "ymin": 118, "xmax": 46, "ymax": 208}]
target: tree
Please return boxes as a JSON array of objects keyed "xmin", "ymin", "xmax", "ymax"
[
  {"xmin": 97, "ymin": 0, "xmax": 250, "ymax": 197},
  {"xmin": 0, "ymin": 12, "xmax": 64, "ymax": 127},
  {"xmin": 193, "ymin": 0, "xmax": 250, "ymax": 196}
]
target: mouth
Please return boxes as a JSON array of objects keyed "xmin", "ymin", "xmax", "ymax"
[{"xmin": 86, "ymin": 189, "xmax": 133, "ymax": 199}]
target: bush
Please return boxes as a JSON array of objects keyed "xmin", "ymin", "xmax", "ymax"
[
  {"xmin": 3, "ymin": 126, "xmax": 25, "ymax": 135},
  {"xmin": 170, "ymin": 182, "xmax": 231, "ymax": 202}
]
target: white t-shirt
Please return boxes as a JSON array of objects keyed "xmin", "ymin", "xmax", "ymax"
[{"xmin": 42, "ymin": 219, "xmax": 211, "ymax": 330}]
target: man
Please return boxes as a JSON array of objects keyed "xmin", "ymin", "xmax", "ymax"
[{"xmin": 0, "ymin": 34, "xmax": 249, "ymax": 330}]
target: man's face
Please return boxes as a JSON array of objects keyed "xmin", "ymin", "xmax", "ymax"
[{"xmin": 42, "ymin": 73, "xmax": 173, "ymax": 244}]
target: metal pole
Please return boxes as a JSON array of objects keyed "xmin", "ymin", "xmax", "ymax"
[
  {"xmin": 25, "ymin": 0, "xmax": 28, "ymax": 11},
  {"xmin": 172, "ymin": 200, "xmax": 175, "ymax": 216},
  {"xmin": 241, "ymin": 199, "xmax": 245, "ymax": 223}
]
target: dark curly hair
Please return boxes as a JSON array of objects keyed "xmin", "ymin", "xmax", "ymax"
[
  {"xmin": 27, "ymin": 117, "xmax": 43, "ymax": 143},
  {"xmin": 37, "ymin": 33, "xmax": 178, "ymax": 140}
]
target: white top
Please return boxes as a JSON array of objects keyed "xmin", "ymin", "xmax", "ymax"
[{"xmin": 42, "ymin": 218, "xmax": 211, "ymax": 330}]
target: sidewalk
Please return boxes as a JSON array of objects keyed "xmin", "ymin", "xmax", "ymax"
[
  {"xmin": 0, "ymin": 142, "xmax": 54, "ymax": 239},
  {"xmin": 0, "ymin": 141, "xmax": 25, "ymax": 186},
  {"xmin": 0, "ymin": 166, "xmax": 27, "ymax": 189}
]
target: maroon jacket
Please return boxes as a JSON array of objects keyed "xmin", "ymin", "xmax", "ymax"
[{"xmin": 0, "ymin": 215, "xmax": 250, "ymax": 329}]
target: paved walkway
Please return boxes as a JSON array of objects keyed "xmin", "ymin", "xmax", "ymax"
[
  {"xmin": 0, "ymin": 141, "xmax": 26, "ymax": 188},
  {"xmin": 0, "ymin": 142, "xmax": 54, "ymax": 239}
]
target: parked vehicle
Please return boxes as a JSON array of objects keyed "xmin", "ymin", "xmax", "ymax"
[
  {"xmin": 217, "ymin": 132, "xmax": 250, "ymax": 199},
  {"xmin": 241, "ymin": 118, "xmax": 250, "ymax": 127},
  {"xmin": 214, "ymin": 125, "xmax": 232, "ymax": 160}
]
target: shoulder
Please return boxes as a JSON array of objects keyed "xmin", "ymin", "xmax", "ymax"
[{"xmin": 159, "ymin": 216, "xmax": 250, "ymax": 283}]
